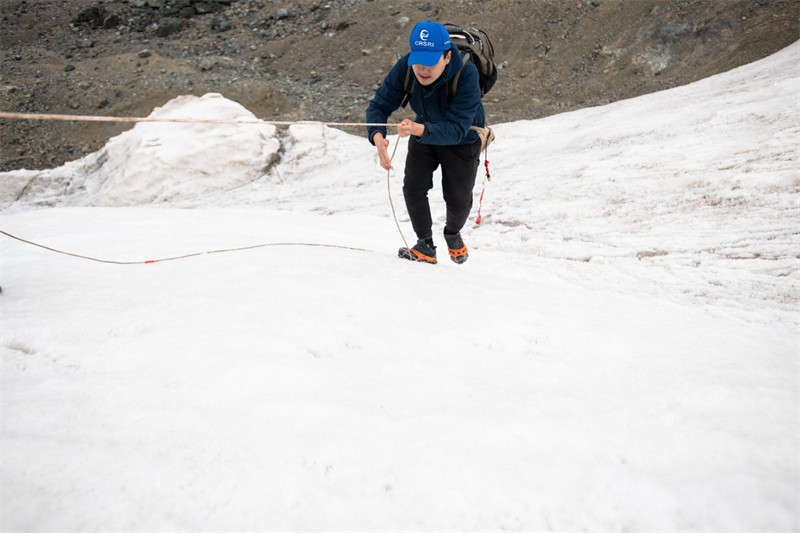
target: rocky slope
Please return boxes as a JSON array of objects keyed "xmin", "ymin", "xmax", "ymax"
[{"xmin": 1, "ymin": 0, "xmax": 798, "ymax": 171}]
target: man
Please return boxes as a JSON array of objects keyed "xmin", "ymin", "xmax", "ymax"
[{"xmin": 366, "ymin": 20, "xmax": 485, "ymax": 265}]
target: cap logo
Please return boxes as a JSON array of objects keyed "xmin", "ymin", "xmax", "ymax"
[{"xmin": 408, "ymin": 21, "xmax": 450, "ymax": 63}]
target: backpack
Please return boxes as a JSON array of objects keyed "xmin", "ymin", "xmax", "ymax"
[{"xmin": 400, "ymin": 24, "xmax": 497, "ymax": 108}]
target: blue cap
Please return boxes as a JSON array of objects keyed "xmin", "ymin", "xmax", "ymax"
[{"xmin": 408, "ymin": 21, "xmax": 451, "ymax": 67}]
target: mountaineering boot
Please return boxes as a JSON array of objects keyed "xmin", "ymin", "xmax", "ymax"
[
  {"xmin": 398, "ymin": 239, "xmax": 437, "ymax": 264},
  {"xmin": 444, "ymin": 231, "xmax": 469, "ymax": 264}
]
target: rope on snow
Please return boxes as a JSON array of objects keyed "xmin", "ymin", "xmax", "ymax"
[
  {"xmin": 0, "ymin": 229, "xmax": 373, "ymax": 265},
  {"xmin": 0, "ymin": 111, "xmax": 486, "ymax": 263}
]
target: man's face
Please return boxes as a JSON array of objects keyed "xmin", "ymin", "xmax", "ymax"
[{"xmin": 412, "ymin": 51, "xmax": 451, "ymax": 86}]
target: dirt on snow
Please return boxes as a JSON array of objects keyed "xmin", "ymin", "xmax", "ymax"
[{"xmin": 1, "ymin": 0, "xmax": 798, "ymax": 171}]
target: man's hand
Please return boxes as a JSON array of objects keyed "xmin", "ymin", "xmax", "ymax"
[
  {"xmin": 398, "ymin": 119, "xmax": 424, "ymax": 138},
  {"xmin": 373, "ymin": 132, "xmax": 393, "ymax": 170}
]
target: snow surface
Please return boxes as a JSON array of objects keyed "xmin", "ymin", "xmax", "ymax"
[{"xmin": 1, "ymin": 42, "xmax": 798, "ymax": 531}]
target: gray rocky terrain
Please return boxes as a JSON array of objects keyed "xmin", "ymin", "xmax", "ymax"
[{"xmin": 1, "ymin": 0, "xmax": 798, "ymax": 171}]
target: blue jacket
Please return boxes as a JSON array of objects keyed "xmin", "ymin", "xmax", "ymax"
[{"xmin": 366, "ymin": 45, "xmax": 485, "ymax": 146}]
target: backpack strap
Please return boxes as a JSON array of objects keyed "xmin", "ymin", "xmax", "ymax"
[
  {"xmin": 446, "ymin": 51, "xmax": 470, "ymax": 101},
  {"xmin": 400, "ymin": 65, "xmax": 415, "ymax": 108}
]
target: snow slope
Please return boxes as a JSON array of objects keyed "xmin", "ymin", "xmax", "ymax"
[{"xmin": 1, "ymin": 41, "xmax": 798, "ymax": 530}]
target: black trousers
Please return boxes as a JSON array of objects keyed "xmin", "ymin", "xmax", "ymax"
[{"xmin": 402, "ymin": 136, "xmax": 482, "ymax": 241}]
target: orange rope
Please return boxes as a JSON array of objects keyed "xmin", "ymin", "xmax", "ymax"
[
  {"xmin": 385, "ymin": 138, "xmax": 411, "ymax": 252},
  {"xmin": 0, "ymin": 110, "xmax": 391, "ymax": 128},
  {"xmin": 0, "ymin": 229, "xmax": 372, "ymax": 265},
  {"xmin": 0, "ymin": 111, "xmax": 417, "ymax": 260}
]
